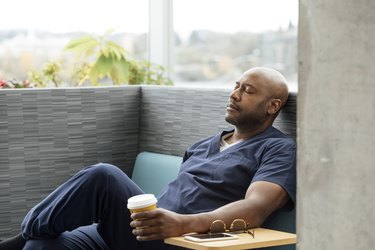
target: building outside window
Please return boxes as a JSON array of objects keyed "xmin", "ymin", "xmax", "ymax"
[{"xmin": 173, "ymin": 0, "xmax": 298, "ymax": 91}]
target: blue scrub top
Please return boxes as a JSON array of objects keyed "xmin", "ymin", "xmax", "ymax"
[{"xmin": 157, "ymin": 126, "xmax": 296, "ymax": 214}]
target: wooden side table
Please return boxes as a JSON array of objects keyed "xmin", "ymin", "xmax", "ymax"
[{"xmin": 164, "ymin": 228, "xmax": 297, "ymax": 250}]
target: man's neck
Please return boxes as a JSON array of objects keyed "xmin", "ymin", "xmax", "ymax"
[{"xmin": 230, "ymin": 125, "xmax": 271, "ymax": 143}]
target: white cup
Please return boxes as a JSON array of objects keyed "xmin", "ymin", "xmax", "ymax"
[{"xmin": 127, "ymin": 194, "xmax": 157, "ymax": 214}]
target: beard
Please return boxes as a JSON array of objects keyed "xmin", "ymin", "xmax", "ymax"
[
  {"xmin": 225, "ymin": 102, "xmax": 268, "ymax": 130},
  {"xmin": 225, "ymin": 111, "xmax": 266, "ymax": 129}
]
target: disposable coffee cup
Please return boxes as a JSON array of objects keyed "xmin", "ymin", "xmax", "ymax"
[{"xmin": 127, "ymin": 194, "xmax": 157, "ymax": 214}]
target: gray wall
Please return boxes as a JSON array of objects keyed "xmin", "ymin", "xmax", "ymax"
[
  {"xmin": 298, "ymin": 0, "xmax": 375, "ymax": 249},
  {"xmin": 0, "ymin": 87, "xmax": 141, "ymax": 238}
]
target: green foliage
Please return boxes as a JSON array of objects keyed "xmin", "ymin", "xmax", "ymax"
[
  {"xmin": 64, "ymin": 30, "xmax": 172, "ymax": 86},
  {"xmin": 28, "ymin": 69, "xmax": 45, "ymax": 87},
  {"xmin": 42, "ymin": 62, "xmax": 62, "ymax": 87},
  {"xmin": 28, "ymin": 61, "xmax": 62, "ymax": 87},
  {"xmin": 128, "ymin": 60, "xmax": 173, "ymax": 86},
  {"xmin": 71, "ymin": 62, "xmax": 91, "ymax": 86},
  {"xmin": 25, "ymin": 30, "xmax": 172, "ymax": 88}
]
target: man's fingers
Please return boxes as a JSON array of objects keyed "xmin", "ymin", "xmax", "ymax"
[
  {"xmin": 131, "ymin": 212, "xmax": 149, "ymax": 220},
  {"xmin": 132, "ymin": 225, "xmax": 165, "ymax": 241},
  {"xmin": 129, "ymin": 208, "xmax": 179, "ymax": 241},
  {"xmin": 130, "ymin": 218, "xmax": 156, "ymax": 228},
  {"xmin": 136, "ymin": 234, "xmax": 163, "ymax": 241},
  {"xmin": 132, "ymin": 225, "xmax": 158, "ymax": 236},
  {"xmin": 131, "ymin": 208, "xmax": 162, "ymax": 220}
]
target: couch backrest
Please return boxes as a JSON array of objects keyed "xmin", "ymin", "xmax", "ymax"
[
  {"xmin": 139, "ymin": 86, "xmax": 296, "ymax": 156},
  {"xmin": 0, "ymin": 86, "xmax": 141, "ymax": 238},
  {"xmin": 0, "ymin": 86, "xmax": 296, "ymax": 240},
  {"xmin": 139, "ymin": 86, "xmax": 233, "ymax": 156},
  {"xmin": 131, "ymin": 151, "xmax": 182, "ymax": 196}
]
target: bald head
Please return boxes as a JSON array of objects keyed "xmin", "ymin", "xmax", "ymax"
[
  {"xmin": 226, "ymin": 67, "xmax": 290, "ymax": 134},
  {"xmin": 242, "ymin": 67, "xmax": 289, "ymax": 108}
]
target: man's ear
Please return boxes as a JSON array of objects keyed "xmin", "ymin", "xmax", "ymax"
[{"xmin": 268, "ymin": 98, "xmax": 282, "ymax": 115}]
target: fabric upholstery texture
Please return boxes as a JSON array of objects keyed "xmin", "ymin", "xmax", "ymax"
[
  {"xmin": 0, "ymin": 87, "xmax": 140, "ymax": 238},
  {"xmin": 140, "ymin": 86, "xmax": 296, "ymax": 156},
  {"xmin": 0, "ymin": 86, "xmax": 296, "ymax": 240},
  {"xmin": 140, "ymin": 87, "xmax": 233, "ymax": 156},
  {"xmin": 131, "ymin": 151, "xmax": 182, "ymax": 196}
]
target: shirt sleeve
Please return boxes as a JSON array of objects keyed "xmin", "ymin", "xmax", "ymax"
[{"xmin": 251, "ymin": 137, "xmax": 296, "ymax": 209}]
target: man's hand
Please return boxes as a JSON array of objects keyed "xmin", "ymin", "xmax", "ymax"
[
  {"xmin": 129, "ymin": 181, "xmax": 290, "ymax": 242},
  {"xmin": 130, "ymin": 208, "xmax": 186, "ymax": 241}
]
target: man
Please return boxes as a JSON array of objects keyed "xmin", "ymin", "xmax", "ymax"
[{"xmin": 0, "ymin": 67, "xmax": 296, "ymax": 249}]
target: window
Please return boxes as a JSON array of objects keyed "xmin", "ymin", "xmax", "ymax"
[
  {"xmin": 1, "ymin": 0, "xmax": 298, "ymax": 90},
  {"xmin": 173, "ymin": 0, "xmax": 298, "ymax": 91},
  {"xmin": 0, "ymin": 0, "xmax": 149, "ymax": 83}
]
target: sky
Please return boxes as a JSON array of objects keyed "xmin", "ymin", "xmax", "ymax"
[{"xmin": 1, "ymin": 0, "xmax": 298, "ymax": 34}]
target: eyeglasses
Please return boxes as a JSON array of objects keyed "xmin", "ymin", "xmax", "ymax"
[{"xmin": 209, "ymin": 219, "xmax": 255, "ymax": 238}]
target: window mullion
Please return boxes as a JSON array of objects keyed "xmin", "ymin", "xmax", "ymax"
[{"xmin": 148, "ymin": 0, "xmax": 173, "ymax": 79}]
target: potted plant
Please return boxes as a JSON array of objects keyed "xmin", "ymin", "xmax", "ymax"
[
  {"xmin": 25, "ymin": 30, "xmax": 172, "ymax": 88},
  {"xmin": 64, "ymin": 30, "xmax": 172, "ymax": 86}
]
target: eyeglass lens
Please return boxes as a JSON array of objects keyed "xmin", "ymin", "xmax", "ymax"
[
  {"xmin": 210, "ymin": 220, "xmax": 226, "ymax": 233},
  {"xmin": 209, "ymin": 219, "xmax": 254, "ymax": 238}
]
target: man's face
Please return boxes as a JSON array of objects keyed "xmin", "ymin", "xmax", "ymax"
[{"xmin": 225, "ymin": 71, "xmax": 271, "ymax": 129}]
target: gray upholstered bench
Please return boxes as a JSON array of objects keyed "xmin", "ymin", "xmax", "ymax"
[{"xmin": 0, "ymin": 86, "xmax": 296, "ymax": 250}]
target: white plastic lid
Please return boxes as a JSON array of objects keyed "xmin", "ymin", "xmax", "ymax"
[{"xmin": 127, "ymin": 194, "xmax": 157, "ymax": 209}]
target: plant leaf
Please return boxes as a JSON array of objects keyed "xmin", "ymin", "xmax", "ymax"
[
  {"xmin": 110, "ymin": 59, "xmax": 129, "ymax": 84},
  {"xmin": 64, "ymin": 35, "xmax": 99, "ymax": 59},
  {"xmin": 64, "ymin": 35, "xmax": 96, "ymax": 50},
  {"xmin": 93, "ymin": 55, "xmax": 112, "ymax": 75}
]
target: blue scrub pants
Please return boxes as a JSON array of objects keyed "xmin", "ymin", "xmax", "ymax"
[{"xmin": 20, "ymin": 163, "xmax": 168, "ymax": 250}]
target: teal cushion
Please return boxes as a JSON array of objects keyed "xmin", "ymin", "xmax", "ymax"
[
  {"xmin": 131, "ymin": 151, "xmax": 182, "ymax": 196},
  {"xmin": 261, "ymin": 209, "xmax": 296, "ymax": 250}
]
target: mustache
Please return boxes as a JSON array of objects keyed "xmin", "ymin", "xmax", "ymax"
[{"xmin": 227, "ymin": 101, "xmax": 239, "ymax": 111}]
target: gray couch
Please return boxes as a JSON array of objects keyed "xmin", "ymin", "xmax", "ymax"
[{"xmin": 0, "ymin": 86, "xmax": 296, "ymax": 245}]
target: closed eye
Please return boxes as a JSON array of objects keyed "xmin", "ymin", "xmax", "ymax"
[
  {"xmin": 245, "ymin": 87, "xmax": 255, "ymax": 94},
  {"xmin": 234, "ymin": 82, "xmax": 256, "ymax": 94}
]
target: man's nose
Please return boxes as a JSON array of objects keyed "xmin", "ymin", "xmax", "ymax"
[{"xmin": 230, "ymin": 88, "xmax": 240, "ymax": 101}]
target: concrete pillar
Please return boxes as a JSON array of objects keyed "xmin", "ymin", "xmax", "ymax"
[{"xmin": 298, "ymin": 0, "xmax": 375, "ymax": 249}]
